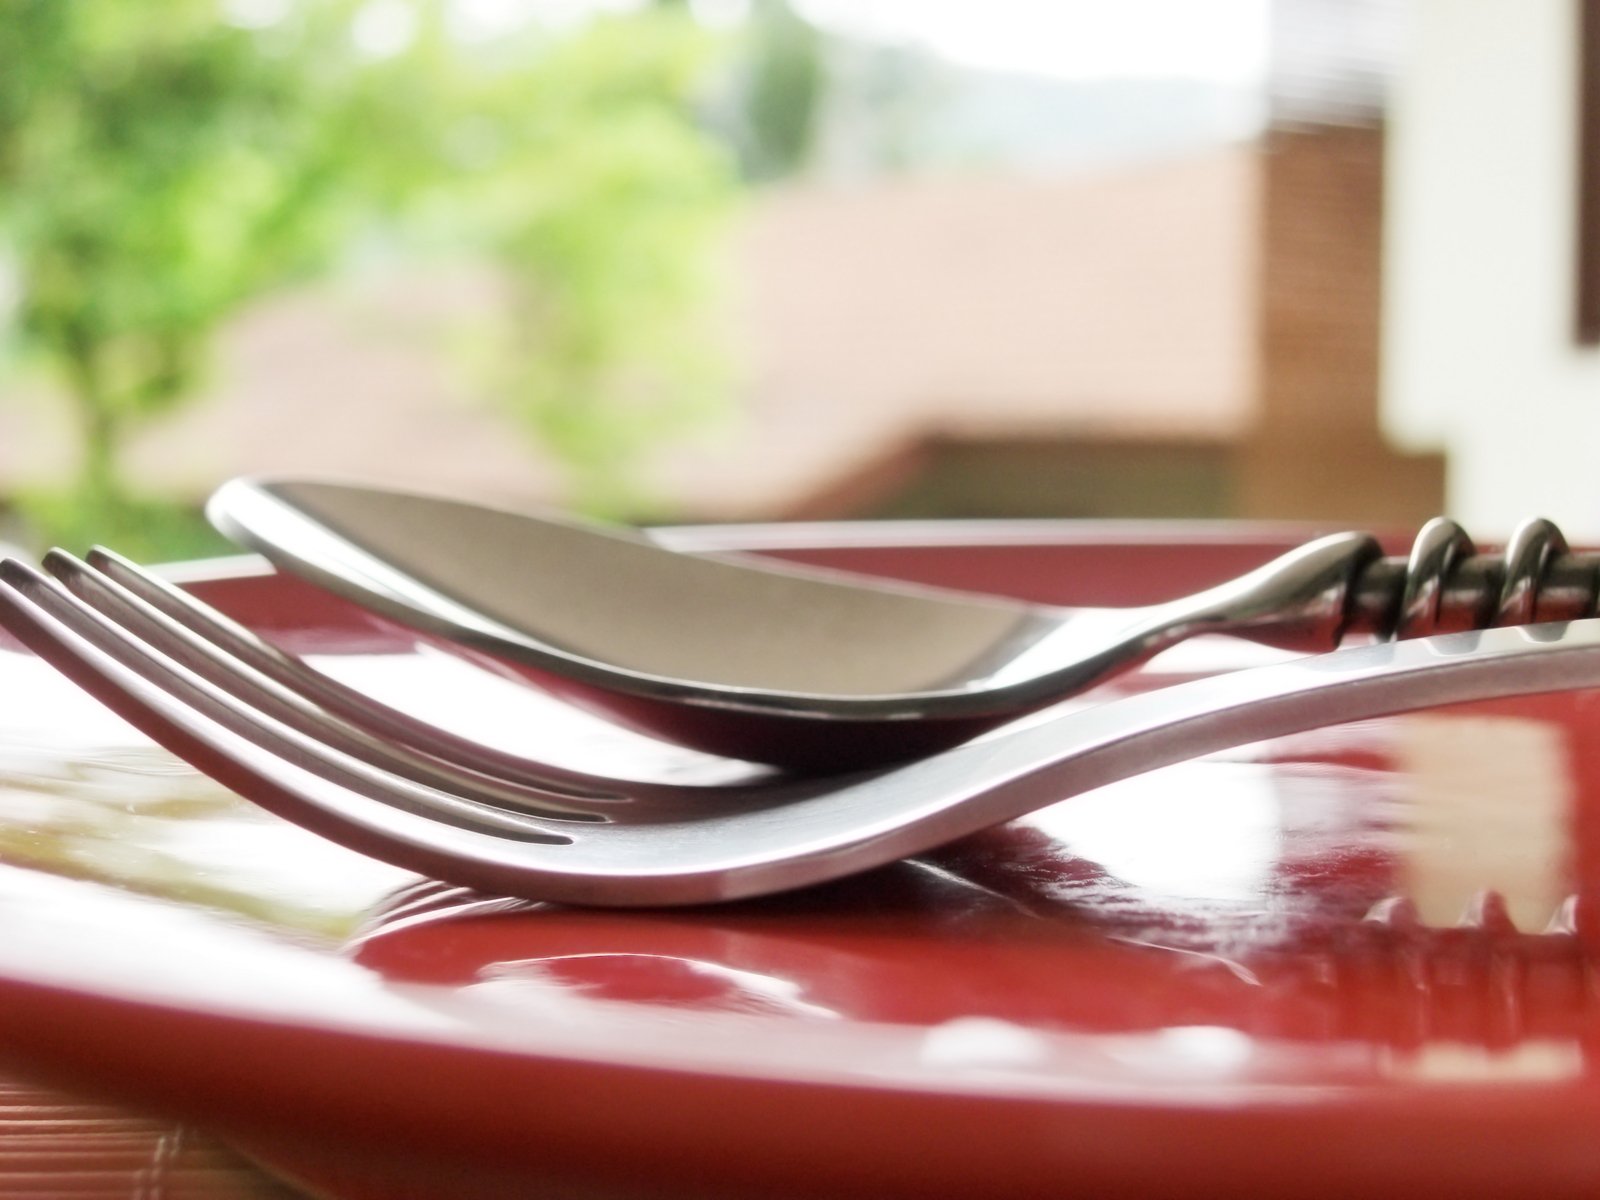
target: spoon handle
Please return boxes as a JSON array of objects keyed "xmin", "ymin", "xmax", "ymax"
[
  {"xmin": 1347, "ymin": 517, "xmax": 1594, "ymax": 638},
  {"xmin": 1137, "ymin": 517, "xmax": 1594, "ymax": 667}
]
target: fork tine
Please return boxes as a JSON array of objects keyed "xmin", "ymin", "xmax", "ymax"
[
  {"xmin": 82, "ymin": 546, "xmax": 655, "ymax": 795},
  {"xmin": 0, "ymin": 559, "xmax": 583, "ymax": 854},
  {"xmin": 44, "ymin": 550, "xmax": 627, "ymax": 819}
]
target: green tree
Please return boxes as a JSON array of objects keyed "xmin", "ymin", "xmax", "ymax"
[
  {"xmin": 738, "ymin": 0, "xmax": 826, "ymax": 182},
  {"xmin": 405, "ymin": 10, "xmax": 740, "ymax": 516},
  {"xmin": 0, "ymin": 1, "xmax": 739, "ymax": 547},
  {"xmin": 0, "ymin": 0, "xmax": 380, "ymax": 552}
]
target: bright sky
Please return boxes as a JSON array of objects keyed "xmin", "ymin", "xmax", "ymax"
[
  {"xmin": 787, "ymin": 0, "xmax": 1270, "ymax": 84},
  {"xmin": 442, "ymin": 0, "xmax": 1270, "ymax": 85}
]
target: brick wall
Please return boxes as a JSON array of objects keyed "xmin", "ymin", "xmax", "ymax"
[{"xmin": 1237, "ymin": 124, "xmax": 1445, "ymax": 526}]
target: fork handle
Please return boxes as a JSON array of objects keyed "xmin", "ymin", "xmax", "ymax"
[{"xmin": 1347, "ymin": 518, "xmax": 1597, "ymax": 638}]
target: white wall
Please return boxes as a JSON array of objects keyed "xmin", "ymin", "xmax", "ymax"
[{"xmin": 1383, "ymin": 0, "xmax": 1600, "ymax": 538}]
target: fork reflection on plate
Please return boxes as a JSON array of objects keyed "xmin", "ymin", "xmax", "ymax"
[{"xmin": 3, "ymin": 550, "xmax": 1600, "ymax": 907}]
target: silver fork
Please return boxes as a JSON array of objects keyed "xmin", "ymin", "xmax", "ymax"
[{"xmin": 6, "ymin": 552, "xmax": 1600, "ymax": 906}]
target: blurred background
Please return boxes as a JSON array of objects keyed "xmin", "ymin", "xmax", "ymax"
[{"xmin": 0, "ymin": 0, "xmax": 1592, "ymax": 559}]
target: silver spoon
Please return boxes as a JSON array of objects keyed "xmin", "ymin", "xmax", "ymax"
[{"xmin": 207, "ymin": 476, "xmax": 1593, "ymax": 770}]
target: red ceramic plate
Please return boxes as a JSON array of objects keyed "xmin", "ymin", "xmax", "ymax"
[{"xmin": 0, "ymin": 523, "xmax": 1596, "ymax": 1200}]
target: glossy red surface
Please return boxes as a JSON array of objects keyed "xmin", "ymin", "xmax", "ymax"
[{"xmin": 0, "ymin": 525, "xmax": 1595, "ymax": 1199}]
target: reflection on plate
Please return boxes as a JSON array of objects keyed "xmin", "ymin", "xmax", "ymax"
[{"xmin": 0, "ymin": 528, "xmax": 1595, "ymax": 1199}]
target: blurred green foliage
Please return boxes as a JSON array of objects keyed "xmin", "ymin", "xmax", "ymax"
[
  {"xmin": 0, "ymin": 0, "xmax": 739, "ymax": 554},
  {"xmin": 0, "ymin": 0, "xmax": 376, "ymax": 549},
  {"xmin": 10, "ymin": 488, "xmax": 235, "ymax": 561},
  {"xmin": 400, "ymin": 9, "xmax": 740, "ymax": 517},
  {"xmin": 737, "ymin": 0, "xmax": 825, "ymax": 182}
]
